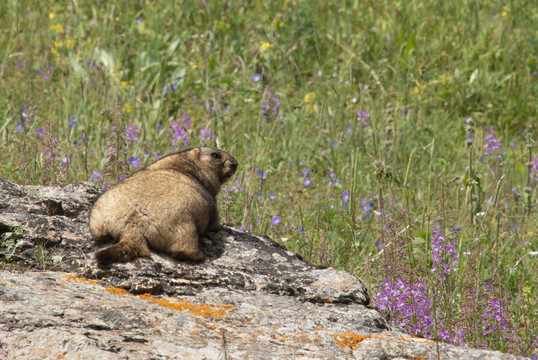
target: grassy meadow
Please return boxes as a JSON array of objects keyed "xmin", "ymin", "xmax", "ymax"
[{"xmin": 1, "ymin": 0, "xmax": 537, "ymax": 356}]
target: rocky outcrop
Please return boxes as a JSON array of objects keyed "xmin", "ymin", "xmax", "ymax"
[{"xmin": 0, "ymin": 178, "xmax": 523, "ymax": 359}]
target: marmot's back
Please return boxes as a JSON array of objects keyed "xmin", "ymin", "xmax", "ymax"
[{"xmin": 89, "ymin": 147, "xmax": 238, "ymax": 266}]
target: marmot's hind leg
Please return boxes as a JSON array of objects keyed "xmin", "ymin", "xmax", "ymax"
[
  {"xmin": 207, "ymin": 214, "xmax": 224, "ymax": 232},
  {"xmin": 95, "ymin": 231, "xmax": 150, "ymax": 267},
  {"xmin": 170, "ymin": 224, "xmax": 205, "ymax": 261}
]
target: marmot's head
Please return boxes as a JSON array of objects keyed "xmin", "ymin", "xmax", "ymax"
[{"xmin": 189, "ymin": 147, "xmax": 238, "ymax": 184}]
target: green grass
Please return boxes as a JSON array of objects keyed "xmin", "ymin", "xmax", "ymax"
[{"xmin": 1, "ymin": 0, "xmax": 536, "ymax": 356}]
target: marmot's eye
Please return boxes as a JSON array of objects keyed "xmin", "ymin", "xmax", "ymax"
[{"xmin": 211, "ymin": 152, "xmax": 221, "ymax": 159}]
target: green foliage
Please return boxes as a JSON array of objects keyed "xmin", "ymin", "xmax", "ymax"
[{"xmin": 1, "ymin": 0, "xmax": 536, "ymax": 355}]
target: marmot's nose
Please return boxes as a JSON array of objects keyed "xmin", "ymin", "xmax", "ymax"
[{"xmin": 229, "ymin": 163, "xmax": 238, "ymax": 172}]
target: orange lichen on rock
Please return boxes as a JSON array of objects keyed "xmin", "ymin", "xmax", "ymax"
[
  {"xmin": 332, "ymin": 332, "xmax": 373, "ymax": 352},
  {"xmin": 333, "ymin": 332, "xmax": 434, "ymax": 353},
  {"xmin": 138, "ymin": 293, "xmax": 235, "ymax": 319},
  {"xmin": 104, "ymin": 286, "xmax": 132, "ymax": 296},
  {"xmin": 62, "ymin": 275, "xmax": 234, "ymax": 319},
  {"xmin": 61, "ymin": 274, "xmax": 99, "ymax": 285},
  {"xmin": 299, "ymin": 333, "xmax": 313, "ymax": 344}
]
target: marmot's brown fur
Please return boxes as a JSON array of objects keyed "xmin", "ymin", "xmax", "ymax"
[{"xmin": 89, "ymin": 147, "xmax": 238, "ymax": 267}]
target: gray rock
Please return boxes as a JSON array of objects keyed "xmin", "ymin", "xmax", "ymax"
[{"xmin": 0, "ymin": 178, "xmax": 524, "ymax": 359}]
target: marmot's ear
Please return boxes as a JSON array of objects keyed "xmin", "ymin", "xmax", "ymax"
[{"xmin": 189, "ymin": 147, "xmax": 201, "ymax": 159}]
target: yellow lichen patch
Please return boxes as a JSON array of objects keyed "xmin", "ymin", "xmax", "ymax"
[
  {"xmin": 61, "ymin": 274, "xmax": 99, "ymax": 285},
  {"xmin": 299, "ymin": 333, "xmax": 313, "ymax": 344},
  {"xmin": 332, "ymin": 332, "xmax": 371, "ymax": 352},
  {"xmin": 104, "ymin": 286, "xmax": 132, "ymax": 296},
  {"xmin": 61, "ymin": 275, "xmax": 234, "ymax": 319},
  {"xmin": 333, "ymin": 332, "xmax": 434, "ymax": 353},
  {"xmin": 138, "ymin": 293, "xmax": 235, "ymax": 319}
]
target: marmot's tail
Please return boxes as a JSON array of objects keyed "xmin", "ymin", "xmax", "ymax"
[{"xmin": 95, "ymin": 232, "xmax": 150, "ymax": 267}]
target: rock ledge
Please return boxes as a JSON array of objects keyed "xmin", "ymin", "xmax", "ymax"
[{"xmin": 0, "ymin": 179, "xmax": 523, "ymax": 359}]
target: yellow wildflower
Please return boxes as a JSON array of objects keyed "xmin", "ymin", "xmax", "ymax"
[
  {"xmin": 50, "ymin": 23, "xmax": 63, "ymax": 33},
  {"xmin": 49, "ymin": 13, "xmax": 55, "ymax": 20},
  {"xmin": 259, "ymin": 41, "xmax": 272, "ymax": 59},
  {"xmin": 304, "ymin": 92, "xmax": 317, "ymax": 114},
  {"xmin": 304, "ymin": 92, "xmax": 316, "ymax": 103},
  {"xmin": 259, "ymin": 42, "xmax": 272, "ymax": 52},
  {"xmin": 121, "ymin": 81, "xmax": 127, "ymax": 88}
]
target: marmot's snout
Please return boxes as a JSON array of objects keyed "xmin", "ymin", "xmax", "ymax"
[{"xmin": 223, "ymin": 159, "xmax": 238, "ymax": 180}]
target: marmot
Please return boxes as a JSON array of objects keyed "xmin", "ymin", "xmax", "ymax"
[{"xmin": 89, "ymin": 147, "xmax": 238, "ymax": 266}]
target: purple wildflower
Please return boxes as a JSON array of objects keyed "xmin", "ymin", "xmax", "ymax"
[
  {"xmin": 254, "ymin": 167, "xmax": 267, "ymax": 179},
  {"xmin": 68, "ymin": 117, "xmax": 76, "ymax": 129},
  {"xmin": 252, "ymin": 73, "xmax": 261, "ymax": 82},
  {"xmin": 375, "ymin": 277, "xmax": 433, "ymax": 338},
  {"xmin": 303, "ymin": 177, "xmax": 311, "ymax": 186},
  {"xmin": 431, "ymin": 228, "xmax": 459, "ymax": 281},
  {"xmin": 129, "ymin": 156, "xmax": 140, "ymax": 168},
  {"xmin": 356, "ymin": 109, "xmax": 370, "ymax": 128},
  {"xmin": 103, "ymin": 96, "xmax": 129, "ymax": 184},
  {"xmin": 530, "ymin": 155, "xmax": 538, "ymax": 182},
  {"xmin": 36, "ymin": 128, "xmax": 45, "ymax": 137},
  {"xmin": 168, "ymin": 113, "xmax": 191, "ymax": 147},
  {"xmin": 91, "ymin": 171, "xmax": 102, "ymax": 182},
  {"xmin": 61, "ymin": 156, "xmax": 71, "ymax": 166},
  {"xmin": 126, "ymin": 124, "xmax": 140, "ymax": 143},
  {"xmin": 17, "ymin": 59, "xmax": 25, "ymax": 68},
  {"xmin": 260, "ymin": 89, "xmax": 281, "ymax": 122},
  {"xmin": 269, "ymin": 192, "xmax": 276, "ymax": 200},
  {"xmin": 328, "ymin": 171, "xmax": 341, "ymax": 187},
  {"xmin": 136, "ymin": 16, "xmax": 141, "ymax": 25},
  {"xmin": 42, "ymin": 65, "xmax": 52, "ymax": 80},
  {"xmin": 199, "ymin": 127, "xmax": 213, "ymax": 144},
  {"xmin": 272, "ymin": 216, "xmax": 281, "ymax": 225},
  {"xmin": 484, "ymin": 127, "xmax": 502, "ymax": 155},
  {"xmin": 361, "ymin": 194, "xmax": 376, "ymax": 220},
  {"xmin": 482, "ymin": 126, "xmax": 503, "ymax": 166},
  {"xmin": 342, "ymin": 191, "xmax": 350, "ymax": 204},
  {"xmin": 341, "ymin": 191, "xmax": 350, "ymax": 211},
  {"xmin": 403, "ymin": 108, "xmax": 409, "ymax": 116}
]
